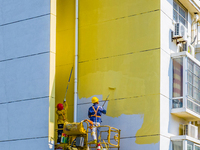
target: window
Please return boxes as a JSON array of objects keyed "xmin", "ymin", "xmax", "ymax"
[
  {"xmin": 187, "ymin": 141, "xmax": 193, "ymax": 150},
  {"xmin": 173, "ymin": 0, "xmax": 188, "ymax": 28},
  {"xmin": 172, "ymin": 141, "xmax": 183, "ymax": 150},
  {"xmin": 195, "ymin": 145, "xmax": 200, "ymax": 150},
  {"xmin": 173, "ymin": 58, "xmax": 183, "ymax": 98},
  {"xmin": 187, "ymin": 59, "xmax": 200, "ymax": 114},
  {"xmin": 172, "ymin": 141, "xmax": 200, "ymax": 150},
  {"xmin": 172, "ymin": 58, "xmax": 183, "ymax": 108},
  {"xmin": 172, "ymin": 54, "xmax": 200, "ymax": 116}
]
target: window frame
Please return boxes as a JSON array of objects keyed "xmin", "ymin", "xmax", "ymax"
[
  {"xmin": 172, "ymin": 57, "xmax": 184, "ymax": 108},
  {"xmin": 172, "ymin": 140, "xmax": 200, "ymax": 150},
  {"xmin": 173, "ymin": 0, "xmax": 188, "ymax": 28},
  {"xmin": 172, "ymin": 53, "xmax": 200, "ymax": 115}
]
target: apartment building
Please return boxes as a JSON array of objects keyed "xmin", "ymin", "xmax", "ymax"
[
  {"xmin": 1, "ymin": 0, "xmax": 200, "ymax": 150},
  {"xmin": 161, "ymin": 0, "xmax": 200, "ymax": 150}
]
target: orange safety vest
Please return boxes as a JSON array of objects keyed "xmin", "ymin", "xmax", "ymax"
[{"xmin": 90, "ymin": 106, "xmax": 101, "ymax": 118}]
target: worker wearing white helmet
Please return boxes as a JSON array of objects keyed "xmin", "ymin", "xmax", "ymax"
[{"xmin": 88, "ymin": 97, "xmax": 106, "ymax": 144}]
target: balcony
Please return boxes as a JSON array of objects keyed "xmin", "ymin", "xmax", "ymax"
[
  {"xmin": 171, "ymin": 123, "xmax": 200, "ymax": 149},
  {"xmin": 171, "ymin": 51, "xmax": 200, "ymax": 121},
  {"xmin": 171, "ymin": 135, "xmax": 200, "ymax": 150},
  {"xmin": 179, "ymin": 0, "xmax": 200, "ymax": 12}
]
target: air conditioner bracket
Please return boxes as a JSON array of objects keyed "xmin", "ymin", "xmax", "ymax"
[{"xmin": 171, "ymin": 31, "xmax": 187, "ymax": 44}]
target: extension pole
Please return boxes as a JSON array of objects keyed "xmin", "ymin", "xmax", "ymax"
[
  {"xmin": 102, "ymin": 94, "xmax": 110, "ymax": 107},
  {"xmin": 64, "ymin": 67, "xmax": 73, "ymax": 102}
]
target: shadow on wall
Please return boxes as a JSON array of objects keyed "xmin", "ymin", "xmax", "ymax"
[{"xmin": 169, "ymin": 29, "xmax": 178, "ymax": 53}]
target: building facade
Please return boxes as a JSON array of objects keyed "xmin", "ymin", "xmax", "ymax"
[
  {"xmin": 1, "ymin": 0, "xmax": 200, "ymax": 150},
  {"xmin": 0, "ymin": 0, "xmax": 56, "ymax": 150}
]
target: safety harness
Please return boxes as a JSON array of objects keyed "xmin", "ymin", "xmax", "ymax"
[
  {"xmin": 89, "ymin": 105, "xmax": 100, "ymax": 129},
  {"xmin": 91, "ymin": 106, "xmax": 101, "ymax": 118}
]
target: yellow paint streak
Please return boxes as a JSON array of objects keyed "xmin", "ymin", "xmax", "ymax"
[{"xmin": 78, "ymin": 0, "xmax": 160, "ymax": 144}]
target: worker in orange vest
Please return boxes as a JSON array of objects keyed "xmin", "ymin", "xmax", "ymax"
[
  {"xmin": 88, "ymin": 97, "xmax": 106, "ymax": 144},
  {"xmin": 56, "ymin": 102, "xmax": 67, "ymax": 144}
]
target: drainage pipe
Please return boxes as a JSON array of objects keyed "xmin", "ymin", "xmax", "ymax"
[
  {"xmin": 74, "ymin": 0, "xmax": 78, "ymax": 122},
  {"xmin": 191, "ymin": 13, "xmax": 199, "ymax": 45}
]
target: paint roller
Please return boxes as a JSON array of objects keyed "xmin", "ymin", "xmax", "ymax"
[{"xmin": 102, "ymin": 87, "xmax": 116, "ymax": 107}]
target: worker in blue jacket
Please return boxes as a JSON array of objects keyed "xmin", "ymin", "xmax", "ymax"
[{"xmin": 88, "ymin": 97, "xmax": 106, "ymax": 144}]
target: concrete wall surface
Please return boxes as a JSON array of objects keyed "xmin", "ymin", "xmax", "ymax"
[
  {"xmin": 76, "ymin": 0, "xmax": 160, "ymax": 149},
  {"xmin": 0, "ymin": 1, "xmax": 53, "ymax": 150}
]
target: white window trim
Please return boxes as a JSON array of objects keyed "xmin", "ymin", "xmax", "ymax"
[
  {"xmin": 173, "ymin": 0, "xmax": 188, "ymax": 28},
  {"xmin": 171, "ymin": 51, "xmax": 200, "ymax": 114},
  {"xmin": 171, "ymin": 135, "xmax": 200, "ymax": 146}
]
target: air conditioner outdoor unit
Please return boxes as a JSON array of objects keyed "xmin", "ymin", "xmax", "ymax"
[
  {"xmin": 174, "ymin": 22, "xmax": 187, "ymax": 41},
  {"xmin": 183, "ymin": 124, "xmax": 198, "ymax": 139},
  {"xmin": 181, "ymin": 42, "xmax": 195, "ymax": 56}
]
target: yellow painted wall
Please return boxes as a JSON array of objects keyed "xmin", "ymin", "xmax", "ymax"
[
  {"xmin": 55, "ymin": 0, "xmax": 160, "ymax": 145},
  {"xmin": 55, "ymin": 0, "xmax": 75, "ymax": 127},
  {"xmin": 78, "ymin": 0, "xmax": 160, "ymax": 144}
]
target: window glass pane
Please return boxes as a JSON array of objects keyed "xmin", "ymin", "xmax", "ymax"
[
  {"xmin": 172, "ymin": 141, "xmax": 182, "ymax": 150},
  {"xmin": 188, "ymin": 83, "xmax": 193, "ymax": 97},
  {"xmin": 179, "ymin": 16, "xmax": 185, "ymax": 26},
  {"xmin": 172, "ymin": 99, "xmax": 183, "ymax": 108},
  {"xmin": 199, "ymin": 79, "xmax": 200, "ymax": 90},
  {"xmin": 173, "ymin": 58, "xmax": 183, "ymax": 97},
  {"xmin": 188, "ymin": 99, "xmax": 194, "ymax": 110},
  {"xmin": 173, "ymin": 10, "xmax": 178, "ymax": 22},
  {"xmin": 173, "ymin": 2, "xmax": 178, "ymax": 11},
  {"xmin": 193, "ymin": 87, "xmax": 199, "ymax": 101},
  {"xmin": 199, "ymin": 91, "xmax": 200, "ymax": 102},
  {"xmin": 179, "ymin": 7, "xmax": 186, "ymax": 18},
  {"xmin": 188, "ymin": 71, "xmax": 193, "ymax": 84},
  {"xmin": 194, "ymin": 103, "xmax": 199, "ymax": 113},
  {"xmin": 188, "ymin": 59, "xmax": 193, "ymax": 72},
  {"xmin": 194, "ymin": 75, "xmax": 199, "ymax": 89},
  {"xmin": 195, "ymin": 145, "xmax": 200, "ymax": 150},
  {"xmin": 188, "ymin": 145, "xmax": 193, "ymax": 150},
  {"xmin": 187, "ymin": 141, "xmax": 193, "ymax": 150},
  {"xmin": 194, "ymin": 65, "xmax": 200, "ymax": 77}
]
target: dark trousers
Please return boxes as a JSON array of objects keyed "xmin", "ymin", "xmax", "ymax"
[{"xmin": 57, "ymin": 124, "xmax": 64, "ymax": 143}]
